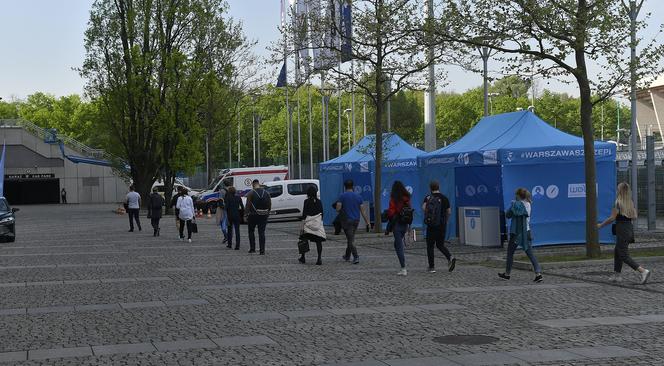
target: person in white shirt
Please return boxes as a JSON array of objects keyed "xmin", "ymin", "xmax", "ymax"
[
  {"xmin": 125, "ymin": 185, "xmax": 142, "ymax": 232},
  {"xmin": 176, "ymin": 188, "xmax": 196, "ymax": 242}
]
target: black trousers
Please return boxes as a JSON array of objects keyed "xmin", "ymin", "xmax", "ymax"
[
  {"xmin": 228, "ymin": 217, "xmax": 241, "ymax": 248},
  {"xmin": 248, "ymin": 215, "xmax": 268, "ymax": 253},
  {"xmin": 128, "ymin": 208, "xmax": 141, "ymax": 231},
  {"xmin": 426, "ymin": 225, "xmax": 451, "ymax": 269},
  {"xmin": 614, "ymin": 221, "xmax": 639, "ymax": 272},
  {"xmin": 179, "ymin": 219, "xmax": 193, "ymax": 239},
  {"xmin": 151, "ymin": 217, "xmax": 160, "ymax": 230}
]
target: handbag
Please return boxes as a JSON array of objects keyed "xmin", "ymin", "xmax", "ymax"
[
  {"xmin": 611, "ymin": 223, "xmax": 616, "ymax": 235},
  {"xmin": 404, "ymin": 227, "xmax": 416, "ymax": 247},
  {"xmin": 191, "ymin": 220, "xmax": 198, "ymax": 233},
  {"xmin": 297, "ymin": 237, "xmax": 310, "ymax": 254}
]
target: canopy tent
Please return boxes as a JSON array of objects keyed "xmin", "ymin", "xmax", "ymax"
[
  {"xmin": 418, "ymin": 110, "xmax": 616, "ymax": 246},
  {"xmin": 319, "ymin": 133, "xmax": 425, "ymax": 226}
]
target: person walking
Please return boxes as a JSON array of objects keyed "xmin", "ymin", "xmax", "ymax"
[
  {"xmin": 216, "ymin": 196, "xmax": 228, "ymax": 246},
  {"xmin": 598, "ymin": 182, "xmax": 651, "ymax": 284},
  {"xmin": 148, "ymin": 187, "xmax": 164, "ymax": 236},
  {"xmin": 61, "ymin": 188, "xmax": 67, "ymax": 204},
  {"xmin": 176, "ymin": 188, "xmax": 196, "ymax": 242},
  {"xmin": 245, "ymin": 180, "xmax": 271, "ymax": 254},
  {"xmin": 499, "ymin": 188, "xmax": 542, "ymax": 282},
  {"xmin": 386, "ymin": 181, "xmax": 412, "ymax": 276},
  {"xmin": 225, "ymin": 186, "xmax": 244, "ymax": 250},
  {"xmin": 126, "ymin": 185, "xmax": 142, "ymax": 232},
  {"xmin": 422, "ymin": 180, "xmax": 456, "ymax": 273},
  {"xmin": 170, "ymin": 186, "xmax": 184, "ymax": 237},
  {"xmin": 336, "ymin": 179, "xmax": 370, "ymax": 264},
  {"xmin": 299, "ymin": 185, "xmax": 326, "ymax": 265}
]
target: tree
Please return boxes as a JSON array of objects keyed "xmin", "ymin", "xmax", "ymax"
[
  {"xmin": 300, "ymin": 0, "xmax": 449, "ymax": 232},
  {"xmin": 435, "ymin": 0, "xmax": 664, "ymax": 257}
]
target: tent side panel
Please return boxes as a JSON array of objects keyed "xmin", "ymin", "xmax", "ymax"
[
  {"xmin": 320, "ymin": 169, "xmax": 345, "ymax": 226},
  {"xmin": 502, "ymin": 161, "xmax": 615, "ymax": 246}
]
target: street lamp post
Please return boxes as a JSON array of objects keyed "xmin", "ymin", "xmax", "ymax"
[
  {"xmin": 478, "ymin": 43, "xmax": 491, "ymax": 117},
  {"xmin": 344, "ymin": 108, "xmax": 352, "ymax": 150},
  {"xmin": 488, "ymin": 92, "xmax": 499, "ymax": 115}
]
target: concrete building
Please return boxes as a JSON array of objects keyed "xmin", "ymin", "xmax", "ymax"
[
  {"xmin": 0, "ymin": 119, "xmax": 127, "ymax": 204},
  {"xmin": 636, "ymin": 74, "xmax": 664, "ymax": 147}
]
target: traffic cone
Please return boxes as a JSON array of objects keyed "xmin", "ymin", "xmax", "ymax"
[{"xmin": 206, "ymin": 208, "xmax": 211, "ymax": 218}]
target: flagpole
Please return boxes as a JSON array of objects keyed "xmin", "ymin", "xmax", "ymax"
[
  {"xmin": 297, "ymin": 87, "xmax": 302, "ymax": 179},
  {"xmin": 351, "ymin": 60, "xmax": 356, "ymax": 146},
  {"xmin": 308, "ymin": 80, "xmax": 313, "ymax": 178}
]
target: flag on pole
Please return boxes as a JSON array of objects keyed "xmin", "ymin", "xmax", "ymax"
[
  {"xmin": 0, "ymin": 143, "xmax": 5, "ymax": 197},
  {"xmin": 340, "ymin": 0, "xmax": 352, "ymax": 63},
  {"xmin": 309, "ymin": 0, "xmax": 324, "ymax": 71},
  {"xmin": 295, "ymin": 0, "xmax": 311, "ymax": 80},
  {"xmin": 276, "ymin": 61, "xmax": 288, "ymax": 87}
]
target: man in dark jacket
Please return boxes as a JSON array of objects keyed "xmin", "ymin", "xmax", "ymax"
[
  {"xmin": 149, "ymin": 187, "xmax": 165, "ymax": 236},
  {"xmin": 225, "ymin": 186, "xmax": 244, "ymax": 250},
  {"xmin": 245, "ymin": 179, "xmax": 271, "ymax": 255},
  {"xmin": 170, "ymin": 186, "xmax": 184, "ymax": 235}
]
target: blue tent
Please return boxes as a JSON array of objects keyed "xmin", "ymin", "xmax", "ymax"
[
  {"xmin": 417, "ymin": 110, "xmax": 616, "ymax": 246},
  {"xmin": 319, "ymin": 133, "xmax": 425, "ymax": 226}
]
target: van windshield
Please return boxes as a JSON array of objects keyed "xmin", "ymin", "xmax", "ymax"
[{"xmin": 207, "ymin": 176, "xmax": 222, "ymax": 191}]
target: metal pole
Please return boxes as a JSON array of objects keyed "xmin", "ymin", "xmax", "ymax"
[
  {"xmin": 337, "ymin": 83, "xmax": 342, "ymax": 157},
  {"xmin": 629, "ymin": 0, "xmax": 639, "ymax": 211},
  {"xmin": 257, "ymin": 115, "xmax": 261, "ymax": 166},
  {"xmin": 481, "ymin": 45, "xmax": 489, "ymax": 117},
  {"xmin": 424, "ymin": 0, "xmax": 436, "ymax": 152},
  {"xmin": 351, "ymin": 61, "xmax": 356, "ymax": 145},
  {"xmin": 647, "ymin": 134, "xmax": 656, "ymax": 230},
  {"xmin": 252, "ymin": 112, "xmax": 256, "ymax": 167},
  {"xmin": 321, "ymin": 74, "xmax": 327, "ymax": 161},
  {"xmin": 205, "ymin": 134, "xmax": 209, "ymax": 183},
  {"xmin": 228, "ymin": 127, "xmax": 231, "ymax": 167},
  {"xmin": 286, "ymin": 87, "xmax": 292, "ymax": 173},
  {"xmin": 308, "ymin": 82, "xmax": 313, "ymax": 178},
  {"xmin": 601, "ymin": 103, "xmax": 604, "ymax": 141},
  {"xmin": 297, "ymin": 88, "xmax": 302, "ymax": 178},
  {"xmin": 363, "ymin": 93, "xmax": 367, "ymax": 136},
  {"xmin": 617, "ymin": 101, "xmax": 621, "ymax": 146},
  {"xmin": 237, "ymin": 110, "xmax": 240, "ymax": 165}
]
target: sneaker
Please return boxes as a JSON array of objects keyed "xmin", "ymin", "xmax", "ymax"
[
  {"xmin": 128, "ymin": 229, "xmax": 134, "ymax": 232},
  {"xmin": 226, "ymin": 245, "xmax": 232, "ymax": 249},
  {"xmin": 298, "ymin": 256, "xmax": 305, "ymax": 264},
  {"xmin": 342, "ymin": 255, "xmax": 350, "ymax": 262},
  {"xmin": 234, "ymin": 247, "xmax": 240, "ymax": 250},
  {"xmin": 179, "ymin": 237, "xmax": 184, "ymax": 241},
  {"xmin": 608, "ymin": 273, "xmax": 623, "ymax": 283},
  {"xmin": 248, "ymin": 250, "xmax": 256, "ymax": 254},
  {"xmin": 315, "ymin": 260, "xmax": 322, "ymax": 265},
  {"xmin": 534, "ymin": 274, "xmax": 543, "ymax": 283},
  {"xmin": 428, "ymin": 268, "xmax": 436, "ymax": 273},
  {"xmin": 352, "ymin": 257, "xmax": 360, "ymax": 264},
  {"xmin": 188, "ymin": 239, "xmax": 192, "ymax": 243},
  {"xmin": 448, "ymin": 257, "xmax": 457, "ymax": 272},
  {"xmin": 397, "ymin": 268, "xmax": 407, "ymax": 276},
  {"xmin": 259, "ymin": 252, "xmax": 265, "ymax": 255},
  {"xmin": 498, "ymin": 273, "xmax": 511, "ymax": 280},
  {"xmin": 640, "ymin": 269, "xmax": 651, "ymax": 285}
]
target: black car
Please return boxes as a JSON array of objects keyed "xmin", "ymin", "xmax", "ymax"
[{"xmin": 0, "ymin": 197, "xmax": 18, "ymax": 242}]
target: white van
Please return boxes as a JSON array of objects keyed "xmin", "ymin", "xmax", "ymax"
[
  {"xmin": 151, "ymin": 179, "xmax": 198, "ymax": 198},
  {"xmin": 194, "ymin": 166, "xmax": 288, "ymax": 211},
  {"xmin": 261, "ymin": 179, "xmax": 319, "ymax": 220}
]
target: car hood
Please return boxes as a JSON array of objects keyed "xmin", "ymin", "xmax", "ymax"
[{"xmin": 0, "ymin": 212, "xmax": 13, "ymax": 221}]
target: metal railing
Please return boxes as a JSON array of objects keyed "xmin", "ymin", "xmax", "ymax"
[{"xmin": 0, "ymin": 118, "xmax": 119, "ymax": 162}]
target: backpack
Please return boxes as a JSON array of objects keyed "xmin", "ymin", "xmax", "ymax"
[
  {"xmin": 399, "ymin": 204, "xmax": 414, "ymax": 225},
  {"xmin": 424, "ymin": 194, "xmax": 443, "ymax": 226},
  {"xmin": 250, "ymin": 188, "xmax": 270, "ymax": 216}
]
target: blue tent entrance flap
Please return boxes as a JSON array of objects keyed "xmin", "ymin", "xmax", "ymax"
[
  {"xmin": 418, "ymin": 110, "xmax": 616, "ymax": 246},
  {"xmin": 319, "ymin": 133, "xmax": 425, "ymax": 226}
]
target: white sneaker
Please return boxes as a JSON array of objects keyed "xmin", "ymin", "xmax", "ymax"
[
  {"xmin": 608, "ymin": 273, "xmax": 622, "ymax": 283},
  {"xmin": 640, "ymin": 269, "xmax": 651, "ymax": 285},
  {"xmin": 397, "ymin": 268, "xmax": 407, "ymax": 276},
  {"xmin": 188, "ymin": 239, "xmax": 192, "ymax": 243}
]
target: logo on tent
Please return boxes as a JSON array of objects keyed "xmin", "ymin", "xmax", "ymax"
[
  {"xmin": 506, "ymin": 152, "xmax": 514, "ymax": 162},
  {"xmin": 406, "ymin": 186, "xmax": 413, "ymax": 194},
  {"xmin": 532, "ymin": 185, "xmax": 545, "ymax": 199},
  {"xmin": 360, "ymin": 162, "xmax": 369, "ymax": 172},
  {"xmin": 568, "ymin": 183, "xmax": 586, "ymax": 198},
  {"xmin": 345, "ymin": 163, "xmax": 353, "ymax": 172},
  {"xmin": 546, "ymin": 185, "xmax": 559, "ymax": 199},
  {"xmin": 465, "ymin": 185, "xmax": 476, "ymax": 197},
  {"xmin": 354, "ymin": 186, "xmax": 362, "ymax": 194},
  {"xmin": 483, "ymin": 150, "xmax": 497, "ymax": 165},
  {"xmin": 477, "ymin": 185, "xmax": 488, "ymax": 195},
  {"xmin": 363, "ymin": 185, "xmax": 371, "ymax": 192}
]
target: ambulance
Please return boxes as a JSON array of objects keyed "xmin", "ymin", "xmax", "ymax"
[{"xmin": 193, "ymin": 166, "xmax": 288, "ymax": 212}]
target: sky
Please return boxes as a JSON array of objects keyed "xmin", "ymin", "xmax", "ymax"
[{"xmin": 0, "ymin": 0, "xmax": 662, "ymax": 100}]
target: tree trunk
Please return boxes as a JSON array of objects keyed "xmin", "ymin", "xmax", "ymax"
[
  {"xmin": 163, "ymin": 173, "xmax": 175, "ymax": 215},
  {"xmin": 132, "ymin": 170, "xmax": 154, "ymax": 210},
  {"xmin": 579, "ymin": 81, "xmax": 601, "ymax": 258}
]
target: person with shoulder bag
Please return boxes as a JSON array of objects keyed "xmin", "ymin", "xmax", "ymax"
[
  {"xmin": 598, "ymin": 182, "xmax": 651, "ymax": 284},
  {"xmin": 386, "ymin": 180, "xmax": 412, "ymax": 276},
  {"xmin": 148, "ymin": 187, "xmax": 165, "ymax": 237},
  {"xmin": 245, "ymin": 180, "xmax": 271, "ymax": 255},
  {"xmin": 499, "ymin": 188, "xmax": 542, "ymax": 283},
  {"xmin": 298, "ymin": 185, "xmax": 326, "ymax": 265}
]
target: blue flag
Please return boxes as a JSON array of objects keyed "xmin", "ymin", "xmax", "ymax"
[
  {"xmin": 0, "ymin": 143, "xmax": 5, "ymax": 197},
  {"xmin": 276, "ymin": 61, "xmax": 287, "ymax": 88},
  {"xmin": 341, "ymin": 0, "xmax": 353, "ymax": 63}
]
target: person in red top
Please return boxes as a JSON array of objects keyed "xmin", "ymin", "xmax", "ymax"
[{"xmin": 387, "ymin": 180, "xmax": 411, "ymax": 276}]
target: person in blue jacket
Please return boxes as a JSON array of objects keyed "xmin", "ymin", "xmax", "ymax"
[{"xmin": 499, "ymin": 187, "xmax": 542, "ymax": 283}]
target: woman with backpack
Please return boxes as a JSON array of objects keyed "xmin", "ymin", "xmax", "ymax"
[
  {"xmin": 298, "ymin": 185, "xmax": 326, "ymax": 265},
  {"xmin": 387, "ymin": 180, "xmax": 412, "ymax": 276},
  {"xmin": 499, "ymin": 188, "xmax": 542, "ymax": 282},
  {"xmin": 598, "ymin": 182, "xmax": 651, "ymax": 284}
]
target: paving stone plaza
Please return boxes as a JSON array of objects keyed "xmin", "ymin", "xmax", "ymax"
[{"xmin": 1, "ymin": 204, "xmax": 663, "ymax": 365}]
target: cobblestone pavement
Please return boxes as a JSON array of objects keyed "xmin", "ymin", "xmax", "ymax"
[{"xmin": 1, "ymin": 204, "xmax": 663, "ymax": 365}]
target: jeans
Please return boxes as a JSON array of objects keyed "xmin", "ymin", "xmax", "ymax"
[
  {"xmin": 228, "ymin": 217, "xmax": 241, "ymax": 249},
  {"xmin": 505, "ymin": 233, "xmax": 541, "ymax": 274},
  {"xmin": 392, "ymin": 222, "xmax": 407, "ymax": 268},
  {"xmin": 179, "ymin": 219, "xmax": 193, "ymax": 240},
  {"xmin": 248, "ymin": 215, "xmax": 268, "ymax": 253},
  {"xmin": 128, "ymin": 208, "xmax": 141, "ymax": 231},
  {"xmin": 342, "ymin": 220, "xmax": 359, "ymax": 259},
  {"xmin": 426, "ymin": 225, "xmax": 452, "ymax": 269},
  {"xmin": 614, "ymin": 221, "xmax": 639, "ymax": 272}
]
